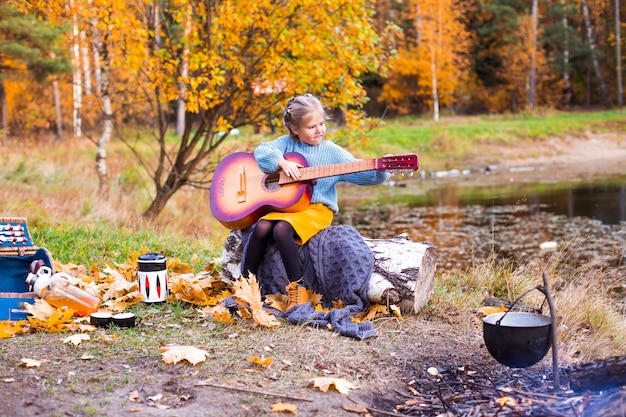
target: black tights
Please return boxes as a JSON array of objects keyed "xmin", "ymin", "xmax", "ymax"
[{"xmin": 242, "ymin": 220, "xmax": 302, "ymax": 282}]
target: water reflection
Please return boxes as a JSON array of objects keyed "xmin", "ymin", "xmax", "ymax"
[
  {"xmin": 447, "ymin": 181, "xmax": 626, "ymax": 226},
  {"xmin": 335, "ymin": 174, "xmax": 626, "ymax": 281}
]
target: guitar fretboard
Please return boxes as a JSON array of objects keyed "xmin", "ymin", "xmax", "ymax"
[{"xmin": 279, "ymin": 159, "xmax": 379, "ymax": 184}]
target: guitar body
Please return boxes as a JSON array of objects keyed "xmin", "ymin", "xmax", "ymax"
[{"xmin": 210, "ymin": 152, "xmax": 313, "ymax": 230}]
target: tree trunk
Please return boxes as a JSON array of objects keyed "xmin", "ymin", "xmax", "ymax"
[
  {"xmin": 70, "ymin": 0, "xmax": 82, "ymax": 138},
  {"xmin": 81, "ymin": 30, "xmax": 92, "ymax": 96},
  {"xmin": 570, "ymin": 355, "xmax": 626, "ymax": 392},
  {"xmin": 176, "ymin": 9, "xmax": 190, "ymax": 137},
  {"xmin": 430, "ymin": 46, "xmax": 440, "ymax": 122},
  {"xmin": 142, "ymin": 172, "xmax": 184, "ymax": 218},
  {"xmin": 0, "ymin": 57, "xmax": 7, "ymax": 141},
  {"xmin": 562, "ymin": 0, "xmax": 572, "ymax": 107},
  {"xmin": 528, "ymin": 0, "xmax": 538, "ymax": 110},
  {"xmin": 616, "ymin": 0, "xmax": 623, "ymax": 107},
  {"xmin": 221, "ymin": 230, "xmax": 437, "ymax": 314},
  {"xmin": 581, "ymin": 0, "xmax": 612, "ymax": 107},
  {"xmin": 92, "ymin": 21, "xmax": 112, "ymax": 196},
  {"xmin": 53, "ymin": 80, "xmax": 63, "ymax": 140}
]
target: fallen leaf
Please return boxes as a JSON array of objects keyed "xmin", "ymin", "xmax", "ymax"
[
  {"xmin": 478, "ymin": 304, "xmax": 508, "ymax": 317},
  {"xmin": 128, "ymin": 390, "xmax": 140, "ymax": 401},
  {"xmin": 232, "ymin": 276, "xmax": 281, "ymax": 328},
  {"xmin": 27, "ymin": 305, "xmax": 76, "ymax": 332},
  {"xmin": 20, "ymin": 358, "xmax": 41, "ymax": 368},
  {"xmin": 271, "ymin": 402, "xmax": 297, "ymax": 413},
  {"xmin": 389, "ymin": 304, "xmax": 402, "ymax": 318},
  {"xmin": 341, "ymin": 402, "xmax": 368, "ymax": 413},
  {"xmin": 246, "ymin": 356, "xmax": 273, "ymax": 367},
  {"xmin": 427, "ymin": 367, "xmax": 441, "ymax": 377},
  {"xmin": 0, "ymin": 320, "xmax": 28, "ymax": 339},
  {"xmin": 355, "ymin": 303, "xmax": 388, "ymax": 322},
  {"xmin": 63, "ymin": 334, "xmax": 91, "ymax": 346},
  {"xmin": 161, "ymin": 345, "xmax": 209, "ymax": 366},
  {"xmin": 307, "ymin": 377, "xmax": 359, "ymax": 395}
]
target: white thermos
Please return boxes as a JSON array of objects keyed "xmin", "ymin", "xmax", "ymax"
[{"xmin": 137, "ymin": 253, "xmax": 168, "ymax": 303}]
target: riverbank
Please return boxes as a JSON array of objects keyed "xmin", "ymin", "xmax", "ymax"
[{"xmin": 471, "ymin": 132, "xmax": 626, "ymax": 179}]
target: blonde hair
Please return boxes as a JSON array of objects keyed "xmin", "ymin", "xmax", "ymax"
[{"xmin": 283, "ymin": 94, "xmax": 328, "ymax": 141}]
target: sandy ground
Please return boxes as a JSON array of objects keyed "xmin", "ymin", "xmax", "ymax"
[{"xmin": 480, "ymin": 132, "xmax": 626, "ymax": 177}]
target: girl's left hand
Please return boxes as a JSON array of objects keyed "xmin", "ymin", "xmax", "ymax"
[{"xmin": 279, "ymin": 158, "xmax": 303, "ymax": 180}]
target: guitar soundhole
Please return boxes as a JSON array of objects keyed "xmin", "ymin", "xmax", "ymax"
[{"xmin": 263, "ymin": 173, "xmax": 281, "ymax": 192}]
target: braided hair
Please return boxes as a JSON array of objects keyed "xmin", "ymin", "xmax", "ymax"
[{"xmin": 283, "ymin": 94, "xmax": 328, "ymax": 141}]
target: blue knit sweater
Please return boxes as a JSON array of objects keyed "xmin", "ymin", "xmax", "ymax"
[{"xmin": 254, "ymin": 134, "xmax": 391, "ymax": 213}]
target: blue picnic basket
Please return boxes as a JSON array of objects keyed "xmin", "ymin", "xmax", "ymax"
[{"xmin": 0, "ymin": 217, "xmax": 54, "ymax": 320}]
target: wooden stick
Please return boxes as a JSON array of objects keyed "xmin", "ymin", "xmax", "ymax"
[
  {"xmin": 541, "ymin": 272, "xmax": 560, "ymax": 391},
  {"xmin": 194, "ymin": 380, "xmax": 313, "ymax": 402}
]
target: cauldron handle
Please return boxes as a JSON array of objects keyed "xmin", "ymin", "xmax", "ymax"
[{"xmin": 494, "ymin": 284, "xmax": 544, "ymax": 327}]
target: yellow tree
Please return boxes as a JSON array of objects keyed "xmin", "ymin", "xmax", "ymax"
[
  {"xmin": 380, "ymin": 0, "xmax": 471, "ymax": 120},
  {"xmin": 134, "ymin": 0, "xmax": 387, "ymax": 217},
  {"xmin": 13, "ymin": 0, "xmax": 387, "ymax": 216}
]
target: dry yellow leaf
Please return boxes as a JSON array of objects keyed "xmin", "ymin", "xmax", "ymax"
[
  {"xmin": 307, "ymin": 377, "xmax": 359, "ymax": 395},
  {"xmin": 170, "ymin": 260, "xmax": 194, "ymax": 274},
  {"xmin": 128, "ymin": 390, "xmax": 140, "ymax": 401},
  {"xmin": 389, "ymin": 304, "xmax": 402, "ymax": 318},
  {"xmin": 341, "ymin": 402, "xmax": 368, "ymax": 413},
  {"xmin": 20, "ymin": 358, "xmax": 41, "ymax": 368},
  {"xmin": 99, "ymin": 267, "xmax": 138, "ymax": 300},
  {"xmin": 270, "ymin": 402, "xmax": 297, "ymax": 413},
  {"xmin": 0, "ymin": 320, "xmax": 28, "ymax": 339},
  {"xmin": 27, "ymin": 307, "xmax": 76, "ymax": 332},
  {"xmin": 161, "ymin": 345, "xmax": 209, "ymax": 366},
  {"xmin": 213, "ymin": 309, "xmax": 237, "ymax": 324},
  {"xmin": 246, "ymin": 356, "xmax": 273, "ymax": 367},
  {"xmin": 232, "ymin": 276, "xmax": 281, "ymax": 328},
  {"xmin": 478, "ymin": 304, "xmax": 508, "ymax": 317},
  {"xmin": 354, "ymin": 303, "xmax": 388, "ymax": 322},
  {"xmin": 63, "ymin": 333, "xmax": 90, "ymax": 346},
  {"xmin": 24, "ymin": 299, "xmax": 57, "ymax": 320}
]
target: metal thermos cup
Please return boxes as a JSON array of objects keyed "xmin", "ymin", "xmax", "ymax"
[{"xmin": 138, "ymin": 253, "xmax": 168, "ymax": 303}]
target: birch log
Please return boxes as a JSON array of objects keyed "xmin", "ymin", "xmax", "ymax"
[{"xmin": 221, "ymin": 230, "xmax": 437, "ymax": 314}]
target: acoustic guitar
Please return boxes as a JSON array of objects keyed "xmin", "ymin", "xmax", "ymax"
[{"xmin": 210, "ymin": 152, "xmax": 419, "ymax": 230}]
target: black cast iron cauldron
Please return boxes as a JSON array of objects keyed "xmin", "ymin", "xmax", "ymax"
[{"xmin": 483, "ymin": 311, "xmax": 552, "ymax": 368}]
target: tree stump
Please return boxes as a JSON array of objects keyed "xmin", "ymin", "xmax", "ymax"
[{"xmin": 221, "ymin": 230, "xmax": 437, "ymax": 314}]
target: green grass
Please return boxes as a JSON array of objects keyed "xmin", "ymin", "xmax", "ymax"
[
  {"xmin": 30, "ymin": 220, "xmax": 220, "ymax": 270},
  {"xmin": 364, "ymin": 109, "xmax": 626, "ymax": 163}
]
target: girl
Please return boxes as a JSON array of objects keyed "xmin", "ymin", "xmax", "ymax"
[{"xmin": 241, "ymin": 94, "xmax": 391, "ymax": 311}]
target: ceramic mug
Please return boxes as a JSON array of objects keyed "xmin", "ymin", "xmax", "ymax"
[
  {"xmin": 90, "ymin": 312, "xmax": 113, "ymax": 327},
  {"xmin": 112, "ymin": 312, "xmax": 141, "ymax": 328}
]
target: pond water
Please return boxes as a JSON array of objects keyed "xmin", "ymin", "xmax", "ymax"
[{"xmin": 335, "ymin": 169, "xmax": 626, "ymax": 284}]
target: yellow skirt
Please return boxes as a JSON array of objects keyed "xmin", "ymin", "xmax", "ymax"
[{"xmin": 260, "ymin": 203, "xmax": 334, "ymax": 245}]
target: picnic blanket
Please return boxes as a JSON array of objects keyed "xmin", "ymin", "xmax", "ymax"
[{"xmin": 240, "ymin": 224, "xmax": 377, "ymax": 339}]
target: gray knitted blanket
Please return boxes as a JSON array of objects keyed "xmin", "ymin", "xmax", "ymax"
[{"xmin": 241, "ymin": 225, "xmax": 376, "ymax": 339}]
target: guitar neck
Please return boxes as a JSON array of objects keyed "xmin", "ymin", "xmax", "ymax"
[{"xmin": 279, "ymin": 159, "xmax": 380, "ymax": 185}]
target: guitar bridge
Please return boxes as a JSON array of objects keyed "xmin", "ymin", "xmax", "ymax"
[{"xmin": 237, "ymin": 165, "xmax": 246, "ymax": 202}]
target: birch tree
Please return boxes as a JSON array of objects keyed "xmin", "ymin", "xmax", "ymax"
[
  {"xmin": 616, "ymin": 0, "xmax": 623, "ymax": 106},
  {"xmin": 581, "ymin": 0, "xmax": 611, "ymax": 106},
  {"xmin": 529, "ymin": 0, "xmax": 539, "ymax": 109},
  {"xmin": 380, "ymin": 0, "xmax": 471, "ymax": 118}
]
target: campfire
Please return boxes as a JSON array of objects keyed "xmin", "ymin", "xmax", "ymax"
[{"xmin": 381, "ymin": 363, "xmax": 625, "ymax": 416}]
